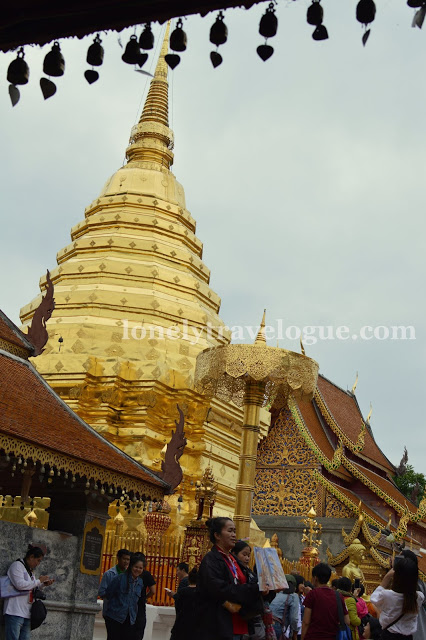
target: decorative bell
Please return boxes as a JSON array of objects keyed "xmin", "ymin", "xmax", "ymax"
[
  {"xmin": 43, "ymin": 41, "xmax": 65, "ymax": 77},
  {"xmin": 139, "ymin": 23, "xmax": 154, "ymax": 50},
  {"xmin": 170, "ymin": 19, "xmax": 187, "ymax": 52},
  {"xmin": 259, "ymin": 4, "xmax": 278, "ymax": 38},
  {"xmin": 210, "ymin": 12, "xmax": 228, "ymax": 46},
  {"xmin": 87, "ymin": 34, "xmax": 104, "ymax": 66},
  {"xmin": 356, "ymin": 0, "xmax": 376, "ymax": 25},
  {"xmin": 7, "ymin": 48, "xmax": 29, "ymax": 85},
  {"xmin": 307, "ymin": 1, "xmax": 324, "ymax": 26},
  {"xmin": 122, "ymin": 35, "xmax": 141, "ymax": 65}
]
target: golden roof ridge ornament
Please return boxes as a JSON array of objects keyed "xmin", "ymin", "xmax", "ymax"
[
  {"xmin": 366, "ymin": 402, "xmax": 373, "ymax": 426},
  {"xmin": 300, "ymin": 337, "xmax": 306, "ymax": 356},
  {"xmin": 351, "ymin": 371, "xmax": 359, "ymax": 395}
]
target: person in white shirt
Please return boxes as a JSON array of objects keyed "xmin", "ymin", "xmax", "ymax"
[
  {"xmin": 3, "ymin": 545, "xmax": 54, "ymax": 640},
  {"xmin": 370, "ymin": 556, "xmax": 424, "ymax": 640}
]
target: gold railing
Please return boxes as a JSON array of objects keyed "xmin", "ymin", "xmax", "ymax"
[{"xmin": 101, "ymin": 529, "xmax": 183, "ymax": 606}]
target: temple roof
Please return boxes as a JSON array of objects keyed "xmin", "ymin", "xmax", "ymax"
[
  {"xmin": 316, "ymin": 375, "xmax": 395, "ymax": 474},
  {"xmin": 0, "ymin": 348, "xmax": 169, "ymax": 498},
  {"xmin": 297, "ymin": 397, "xmax": 351, "ymax": 480},
  {"xmin": 0, "ymin": 309, "xmax": 34, "ymax": 357}
]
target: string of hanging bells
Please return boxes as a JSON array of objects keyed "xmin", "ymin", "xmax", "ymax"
[{"xmin": 6, "ymin": 0, "xmax": 425, "ymax": 107}]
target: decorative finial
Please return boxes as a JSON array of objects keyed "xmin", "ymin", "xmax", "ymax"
[
  {"xmin": 254, "ymin": 309, "xmax": 267, "ymax": 345},
  {"xmin": 366, "ymin": 402, "xmax": 373, "ymax": 425},
  {"xmin": 351, "ymin": 371, "xmax": 359, "ymax": 395},
  {"xmin": 300, "ymin": 337, "xmax": 306, "ymax": 356}
]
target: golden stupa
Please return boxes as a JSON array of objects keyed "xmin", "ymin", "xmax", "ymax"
[{"xmin": 20, "ymin": 26, "xmax": 270, "ymax": 524}]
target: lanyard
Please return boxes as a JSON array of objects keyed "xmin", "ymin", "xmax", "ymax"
[{"xmin": 217, "ymin": 547, "xmax": 239, "ymax": 585}]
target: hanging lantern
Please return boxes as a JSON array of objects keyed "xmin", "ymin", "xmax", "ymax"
[
  {"xmin": 210, "ymin": 12, "xmax": 228, "ymax": 46},
  {"xmin": 139, "ymin": 23, "xmax": 154, "ymax": 50},
  {"xmin": 259, "ymin": 3, "xmax": 278, "ymax": 38},
  {"xmin": 7, "ymin": 48, "xmax": 29, "ymax": 86},
  {"xmin": 122, "ymin": 35, "xmax": 141, "ymax": 64},
  {"xmin": 356, "ymin": 0, "xmax": 376, "ymax": 25},
  {"xmin": 87, "ymin": 34, "xmax": 104, "ymax": 66},
  {"xmin": 307, "ymin": 1, "xmax": 324, "ymax": 26},
  {"xmin": 43, "ymin": 42, "xmax": 65, "ymax": 77}
]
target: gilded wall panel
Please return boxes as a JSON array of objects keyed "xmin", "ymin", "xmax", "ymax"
[
  {"xmin": 325, "ymin": 492, "xmax": 353, "ymax": 519},
  {"xmin": 252, "ymin": 468, "xmax": 317, "ymax": 516},
  {"xmin": 257, "ymin": 409, "xmax": 317, "ymax": 467}
]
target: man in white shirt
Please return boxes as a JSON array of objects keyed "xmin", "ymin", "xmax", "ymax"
[{"xmin": 3, "ymin": 545, "xmax": 54, "ymax": 640}]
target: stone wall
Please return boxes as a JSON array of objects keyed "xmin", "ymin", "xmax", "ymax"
[
  {"xmin": 0, "ymin": 521, "xmax": 100, "ymax": 640},
  {"xmin": 254, "ymin": 515, "xmax": 356, "ymax": 562}
]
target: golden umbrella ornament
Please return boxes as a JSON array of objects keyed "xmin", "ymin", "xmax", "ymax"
[{"xmin": 195, "ymin": 311, "xmax": 319, "ymax": 539}]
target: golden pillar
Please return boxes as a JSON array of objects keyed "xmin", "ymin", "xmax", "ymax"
[
  {"xmin": 234, "ymin": 380, "xmax": 265, "ymax": 538},
  {"xmin": 195, "ymin": 311, "xmax": 319, "ymax": 540}
]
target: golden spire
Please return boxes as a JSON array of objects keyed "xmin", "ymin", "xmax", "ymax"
[
  {"xmin": 126, "ymin": 22, "xmax": 174, "ymax": 168},
  {"xmin": 139, "ymin": 22, "xmax": 170, "ymax": 127},
  {"xmin": 254, "ymin": 309, "xmax": 267, "ymax": 345}
]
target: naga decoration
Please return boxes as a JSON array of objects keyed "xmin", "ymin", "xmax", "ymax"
[
  {"xmin": 158, "ymin": 404, "xmax": 187, "ymax": 492},
  {"xmin": 27, "ymin": 270, "xmax": 55, "ymax": 356}
]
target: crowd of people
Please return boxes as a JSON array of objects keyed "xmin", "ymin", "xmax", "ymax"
[
  {"xmin": 170, "ymin": 518, "xmax": 426, "ymax": 640},
  {"xmin": 4, "ymin": 521, "xmax": 426, "ymax": 640}
]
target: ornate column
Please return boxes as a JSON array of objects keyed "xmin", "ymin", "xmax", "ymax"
[{"xmin": 195, "ymin": 311, "xmax": 319, "ymax": 540}]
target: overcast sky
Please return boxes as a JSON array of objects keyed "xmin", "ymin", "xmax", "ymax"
[{"xmin": 0, "ymin": 0, "xmax": 425, "ymax": 474}]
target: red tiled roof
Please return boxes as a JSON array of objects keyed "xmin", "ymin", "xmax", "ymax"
[
  {"xmin": 0, "ymin": 351, "xmax": 168, "ymax": 491},
  {"xmin": 327, "ymin": 479, "xmax": 390, "ymax": 528},
  {"xmin": 297, "ymin": 400, "xmax": 351, "ymax": 479},
  {"xmin": 317, "ymin": 376, "xmax": 394, "ymax": 474},
  {"xmin": 350, "ymin": 461, "xmax": 417, "ymax": 515},
  {"xmin": 0, "ymin": 309, "xmax": 33, "ymax": 354}
]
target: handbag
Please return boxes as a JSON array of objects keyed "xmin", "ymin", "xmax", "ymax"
[
  {"xmin": 335, "ymin": 591, "xmax": 352, "ymax": 640},
  {"xmin": 31, "ymin": 590, "xmax": 47, "ymax": 630},
  {"xmin": 250, "ymin": 616, "xmax": 266, "ymax": 640}
]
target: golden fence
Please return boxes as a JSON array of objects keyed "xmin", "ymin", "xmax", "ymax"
[{"xmin": 102, "ymin": 529, "xmax": 183, "ymax": 606}]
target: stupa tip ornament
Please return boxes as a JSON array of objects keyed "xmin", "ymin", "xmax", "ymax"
[{"xmin": 254, "ymin": 309, "xmax": 267, "ymax": 345}]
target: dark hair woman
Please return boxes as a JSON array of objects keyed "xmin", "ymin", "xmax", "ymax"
[
  {"xmin": 337, "ymin": 576, "xmax": 361, "ymax": 640},
  {"xmin": 370, "ymin": 556, "xmax": 424, "ymax": 639},
  {"xmin": 232, "ymin": 541, "xmax": 268, "ymax": 639},
  {"xmin": 3, "ymin": 545, "xmax": 54, "ymax": 640},
  {"xmin": 170, "ymin": 568, "xmax": 198, "ymax": 640},
  {"xmin": 104, "ymin": 554, "xmax": 144, "ymax": 640},
  {"xmin": 195, "ymin": 518, "xmax": 261, "ymax": 640},
  {"xmin": 363, "ymin": 616, "xmax": 382, "ymax": 640}
]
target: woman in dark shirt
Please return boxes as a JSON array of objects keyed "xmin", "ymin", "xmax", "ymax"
[
  {"xmin": 195, "ymin": 517, "xmax": 260, "ymax": 640},
  {"xmin": 170, "ymin": 568, "xmax": 198, "ymax": 640}
]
